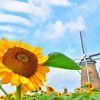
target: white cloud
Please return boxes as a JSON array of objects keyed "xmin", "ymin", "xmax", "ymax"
[
  {"xmin": 0, "ymin": 0, "xmax": 72, "ymax": 22},
  {"xmin": 0, "ymin": 0, "xmax": 51, "ymax": 21},
  {"xmin": 29, "ymin": 0, "xmax": 72, "ymax": 20},
  {"xmin": 29, "ymin": 0, "xmax": 72, "ymax": 7},
  {"xmin": 0, "ymin": 25, "xmax": 28, "ymax": 34},
  {"xmin": 0, "ymin": 14, "xmax": 31, "ymax": 26},
  {"xmin": 79, "ymin": 0, "xmax": 100, "ymax": 15},
  {"xmin": 66, "ymin": 16, "xmax": 86, "ymax": 32},
  {"xmin": 44, "ymin": 0, "xmax": 71, "ymax": 7},
  {"xmin": 34, "ymin": 16, "xmax": 86, "ymax": 41},
  {"xmin": 28, "ymin": 0, "xmax": 51, "ymax": 21},
  {"xmin": 43, "ymin": 21, "xmax": 66, "ymax": 39},
  {"xmin": 0, "ymin": 1, "xmax": 32, "ymax": 34},
  {"xmin": 0, "ymin": 0, "xmax": 30, "ymax": 13},
  {"xmin": 0, "ymin": 25, "xmax": 14, "ymax": 32},
  {"xmin": 34, "ymin": 20, "xmax": 66, "ymax": 40},
  {"xmin": 0, "ymin": 33, "xmax": 17, "ymax": 40},
  {"xmin": 0, "ymin": 0, "xmax": 73, "ymax": 39},
  {"xmin": 1, "ymin": 0, "xmax": 85, "ymax": 40}
]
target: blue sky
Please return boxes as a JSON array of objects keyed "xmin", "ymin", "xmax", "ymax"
[{"xmin": 0, "ymin": 0, "xmax": 100, "ymax": 94}]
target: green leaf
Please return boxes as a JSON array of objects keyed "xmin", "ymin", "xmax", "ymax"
[
  {"xmin": 89, "ymin": 94, "xmax": 100, "ymax": 100},
  {"xmin": 43, "ymin": 52, "xmax": 81, "ymax": 70}
]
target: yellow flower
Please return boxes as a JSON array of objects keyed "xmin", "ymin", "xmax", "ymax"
[
  {"xmin": 0, "ymin": 95, "xmax": 4, "ymax": 100},
  {"xmin": 45, "ymin": 85, "xmax": 55, "ymax": 94},
  {"xmin": 64, "ymin": 92, "xmax": 72, "ymax": 96},
  {"xmin": 85, "ymin": 82, "xmax": 94, "ymax": 90},
  {"xmin": 7, "ymin": 91, "xmax": 16, "ymax": 99},
  {"xmin": 75, "ymin": 87, "xmax": 83, "ymax": 92},
  {"xmin": 86, "ymin": 90, "xmax": 95, "ymax": 95},
  {"xmin": 85, "ymin": 82, "xmax": 91, "ymax": 86},
  {"xmin": 0, "ymin": 38, "xmax": 50, "ymax": 93},
  {"xmin": 55, "ymin": 92, "xmax": 62, "ymax": 96}
]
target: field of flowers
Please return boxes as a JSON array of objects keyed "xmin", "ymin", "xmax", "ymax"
[{"xmin": 0, "ymin": 82, "xmax": 100, "ymax": 100}]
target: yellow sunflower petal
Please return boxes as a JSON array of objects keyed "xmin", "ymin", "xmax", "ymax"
[
  {"xmin": 13, "ymin": 40, "xmax": 18, "ymax": 46},
  {"xmin": 35, "ymin": 71, "xmax": 46, "ymax": 81},
  {"xmin": 17, "ymin": 40, "xmax": 26, "ymax": 48},
  {"xmin": 33, "ymin": 75, "xmax": 44, "ymax": 86},
  {"xmin": 0, "ymin": 64, "xmax": 11, "ymax": 72},
  {"xmin": 0, "ymin": 63, "xmax": 5, "ymax": 67},
  {"xmin": 22, "ymin": 43, "xmax": 36, "ymax": 51},
  {"xmin": 33, "ymin": 47, "xmax": 43, "ymax": 54},
  {"xmin": 30, "ymin": 46, "xmax": 36, "ymax": 51},
  {"xmin": 0, "ymin": 65, "xmax": 11, "ymax": 72},
  {"xmin": 11, "ymin": 73, "xmax": 20, "ymax": 86},
  {"xmin": 38, "ymin": 54, "xmax": 48, "ymax": 64},
  {"xmin": 19, "ymin": 41, "xmax": 28, "ymax": 48},
  {"xmin": 2, "ymin": 39, "xmax": 15, "ymax": 48},
  {"xmin": 26, "ymin": 45, "xmax": 36, "ymax": 52},
  {"xmin": 0, "ymin": 39, "xmax": 11, "ymax": 49},
  {"xmin": 0, "ymin": 72, "xmax": 6, "ymax": 78},
  {"xmin": 7, "ymin": 40, "xmax": 15, "ymax": 48},
  {"xmin": 30, "ymin": 76, "xmax": 39, "ymax": 89},
  {"xmin": 0, "ymin": 48, "xmax": 5, "ymax": 56},
  {"xmin": 37, "ymin": 65, "xmax": 50, "ymax": 73},
  {"xmin": 2, "ymin": 72, "xmax": 12, "ymax": 84},
  {"xmin": 12, "ymin": 40, "xmax": 22, "ymax": 47},
  {"xmin": 0, "ymin": 56, "xmax": 3, "ymax": 62},
  {"xmin": 22, "ymin": 43, "xmax": 29, "ymax": 49},
  {"xmin": 22, "ymin": 85, "xmax": 28, "ymax": 91},
  {"xmin": 22, "ymin": 85, "xmax": 28, "ymax": 95},
  {"xmin": 27, "ymin": 80, "xmax": 35, "ymax": 91},
  {"xmin": 20, "ymin": 76, "xmax": 29, "ymax": 84},
  {"xmin": 10, "ymin": 40, "xmax": 16, "ymax": 47}
]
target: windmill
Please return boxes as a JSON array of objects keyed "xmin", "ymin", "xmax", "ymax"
[{"xmin": 78, "ymin": 31, "xmax": 100, "ymax": 89}]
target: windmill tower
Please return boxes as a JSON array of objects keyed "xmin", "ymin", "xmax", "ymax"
[{"xmin": 79, "ymin": 31, "xmax": 100, "ymax": 89}]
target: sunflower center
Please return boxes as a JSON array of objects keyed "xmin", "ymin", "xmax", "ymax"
[
  {"xmin": 17, "ymin": 53, "xmax": 29, "ymax": 62},
  {"xmin": 2, "ymin": 47, "xmax": 38, "ymax": 77}
]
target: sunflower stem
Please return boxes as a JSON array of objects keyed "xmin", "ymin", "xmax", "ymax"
[
  {"xmin": 0, "ymin": 86, "xmax": 10, "ymax": 100},
  {"xmin": 16, "ymin": 85, "xmax": 21, "ymax": 100}
]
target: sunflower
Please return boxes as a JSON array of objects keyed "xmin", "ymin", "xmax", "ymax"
[
  {"xmin": 85, "ymin": 82, "xmax": 94, "ymax": 90},
  {"xmin": 75, "ymin": 87, "xmax": 83, "ymax": 92},
  {"xmin": 45, "ymin": 85, "xmax": 55, "ymax": 94},
  {"xmin": 55, "ymin": 92, "xmax": 62, "ymax": 96},
  {"xmin": 0, "ymin": 38, "xmax": 50, "ymax": 93},
  {"xmin": 0, "ymin": 95, "xmax": 4, "ymax": 100},
  {"xmin": 64, "ymin": 92, "xmax": 72, "ymax": 96}
]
